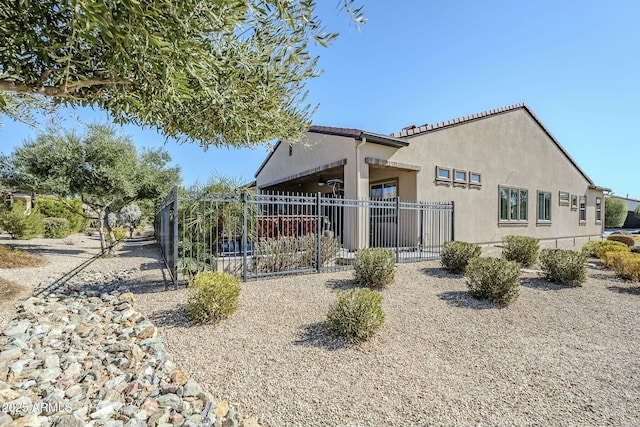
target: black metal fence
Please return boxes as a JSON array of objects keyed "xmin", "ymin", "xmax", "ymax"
[{"xmin": 155, "ymin": 187, "xmax": 454, "ymax": 284}]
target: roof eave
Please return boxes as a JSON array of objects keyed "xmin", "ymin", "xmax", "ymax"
[{"xmin": 359, "ymin": 131, "xmax": 409, "ymax": 148}]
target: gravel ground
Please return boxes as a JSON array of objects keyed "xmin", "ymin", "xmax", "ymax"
[{"xmin": 2, "ymin": 235, "xmax": 640, "ymax": 426}]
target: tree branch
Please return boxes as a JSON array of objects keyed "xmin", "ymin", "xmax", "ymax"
[{"xmin": 0, "ymin": 79, "xmax": 134, "ymax": 98}]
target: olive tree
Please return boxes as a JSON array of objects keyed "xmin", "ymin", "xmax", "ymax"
[
  {"xmin": 0, "ymin": 0, "xmax": 364, "ymax": 146},
  {"xmin": 119, "ymin": 204, "xmax": 143, "ymax": 238},
  {"xmin": 7, "ymin": 124, "xmax": 180, "ymax": 252}
]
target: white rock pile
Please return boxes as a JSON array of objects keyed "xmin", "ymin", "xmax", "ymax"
[{"xmin": 0, "ymin": 271, "xmax": 258, "ymax": 427}]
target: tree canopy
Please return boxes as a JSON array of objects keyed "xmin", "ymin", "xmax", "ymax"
[
  {"xmin": 5, "ymin": 124, "xmax": 180, "ymax": 250},
  {"xmin": 0, "ymin": 0, "xmax": 364, "ymax": 147},
  {"xmin": 604, "ymin": 197, "xmax": 628, "ymax": 228}
]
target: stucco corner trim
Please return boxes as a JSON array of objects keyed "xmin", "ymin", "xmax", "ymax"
[
  {"xmin": 365, "ymin": 157, "xmax": 421, "ymax": 171},
  {"xmin": 258, "ymin": 158, "xmax": 348, "ymax": 189}
]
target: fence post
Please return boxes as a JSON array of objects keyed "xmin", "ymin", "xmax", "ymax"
[
  {"xmin": 242, "ymin": 191, "xmax": 248, "ymax": 282},
  {"xmin": 316, "ymin": 192, "xmax": 322, "ymax": 273},
  {"xmin": 171, "ymin": 185, "xmax": 179, "ymax": 289},
  {"xmin": 450, "ymin": 200, "xmax": 455, "ymax": 242},
  {"xmin": 395, "ymin": 196, "xmax": 400, "ymax": 263}
]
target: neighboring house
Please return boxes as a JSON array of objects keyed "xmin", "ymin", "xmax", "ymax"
[
  {"xmin": 608, "ymin": 196, "xmax": 640, "ymax": 228},
  {"xmin": 255, "ymin": 103, "xmax": 607, "ymax": 249},
  {"xmin": 5, "ymin": 191, "xmax": 32, "ymax": 214}
]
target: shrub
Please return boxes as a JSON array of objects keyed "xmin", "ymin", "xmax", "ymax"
[
  {"xmin": 0, "ymin": 203, "xmax": 44, "ymax": 239},
  {"xmin": 298, "ymin": 234, "xmax": 341, "ymax": 268},
  {"xmin": 35, "ymin": 197, "xmax": 86, "ymax": 232},
  {"xmin": 440, "ymin": 241, "xmax": 481, "ymax": 274},
  {"xmin": 466, "ymin": 257, "xmax": 521, "ymax": 306},
  {"xmin": 325, "ymin": 288, "xmax": 384, "ymax": 343},
  {"xmin": 104, "ymin": 227, "xmax": 128, "ymax": 244},
  {"xmin": 539, "ymin": 249, "xmax": 587, "ymax": 287},
  {"xmin": 602, "ymin": 246, "xmax": 633, "ymax": 268},
  {"xmin": 595, "ymin": 241, "xmax": 630, "ymax": 261},
  {"xmin": 502, "ymin": 235, "xmax": 539, "ymax": 267},
  {"xmin": 353, "ymin": 248, "xmax": 395, "ymax": 288},
  {"xmin": 187, "ymin": 271, "xmax": 241, "ymax": 323},
  {"xmin": 604, "ymin": 197, "xmax": 627, "ymax": 228},
  {"xmin": 43, "ymin": 217, "xmax": 71, "ymax": 238},
  {"xmin": 581, "ymin": 240, "xmax": 603, "ymax": 258},
  {"xmin": 607, "ymin": 234, "xmax": 635, "ymax": 247},
  {"xmin": 607, "ymin": 252, "xmax": 640, "ymax": 282}
]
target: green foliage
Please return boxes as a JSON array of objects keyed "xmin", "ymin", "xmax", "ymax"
[
  {"xmin": 607, "ymin": 234, "xmax": 635, "ymax": 247},
  {"xmin": 602, "ymin": 245, "xmax": 632, "ymax": 267},
  {"xmin": 326, "ymin": 288, "xmax": 384, "ymax": 343},
  {"xmin": 43, "ymin": 217, "xmax": 71, "ymax": 238},
  {"xmin": 298, "ymin": 234, "xmax": 341, "ymax": 268},
  {"xmin": 594, "ymin": 240, "xmax": 630, "ymax": 260},
  {"xmin": 440, "ymin": 241, "xmax": 481, "ymax": 274},
  {"xmin": 635, "ymin": 206, "xmax": 640, "ymax": 220},
  {"xmin": 0, "ymin": 0, "xmax": 364, "ymax": 147},
  {"xmin": 187, "ymin": 272, "xmax": 241, "ymax": 323},
  {"xmin": 0, "ymin": 203, "xmax": 44, "ymax": 239},
  {"xmin": 353, "ymin": 248, "xmax": 396, "ymax": 288},
  {"xmin": 35, "ymin": 197, "xmax": 85, "ymax": 232},
  {"xmin": 606, "ymin": 252, "xmax": 640, "ymax": 282},
  {"xmin": 104, "ymin": 227, "xmax": 127, "ymax": 245},
  {"xmin": 581, "ymin": 240, "xmax": 604, "ymax": 258},
  {"xmin": 466, "ymin": 257, "xmax": 521, "ymax": 306},
  {"xmin": 539, "ymin": 249, "xmax": 587, "ymax": 287},
  {"xmin": 502, "ymin": 235, "xmax": 539, "ymax": 267},
  {"xmin": 604, "ymin": 197, "xmax": 627, "ymax": 228}
]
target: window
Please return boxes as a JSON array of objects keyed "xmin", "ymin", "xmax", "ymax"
[
  {"xmin": 454, "ymin": 169, "xmax": 467, "ymax": 184},
  {"xmin": 595, "ymin": 197, "xmax": 602, "ymax": 223},
  {"xmin": 570, "ymin": 195, "xmax": 578, "ymax": 210},
  {"xmin": 559, "ymin": 191, "xmax": 570, "ymax": 206},
  {"xmin": 537, "ymin": 191, "xmax": 551, "ymax": 222},
  {"xmin": 499, "ymin": 186, "xmax": 528, "ymax": 222},
  {"xmin": 370, "ymin": 180, "xmax": 397, "ymax": 199},
  {"xmin": 436, "ymin": 166, "xmax": 451, "ymax": 182},
  {"xmin": 469, "ymin": 172, "xmax": 481, "ymax": 186},
  {"xmin": 579, "ymin": 196, "xmax": 587, "ymax": 222}
]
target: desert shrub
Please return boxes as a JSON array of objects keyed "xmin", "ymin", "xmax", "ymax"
[
  {"xmin": 43, "ymin": 217, "xmax": 71, "ymax": 238},
  {"xmin": 257, "ymin": 237, "xmax": 304, "ymax": 272},
  {"xmin": 582, "ymin": 240, "xmax": 628, "ymax": 259},
  {"xmin": 353, "ymin": 248, "xmax": 395, "ymax": 288},
  {"xmin": 178, "ymin": 257, "xmax": 213, "ymax": 280},
  {"xmin": 0, "ymin": 203, "xmax": 44, "ymax": 239},
  {"xmin": 298, "ymin": 234, "xmax": 341, "ymax": 268},
  {"xmin": 466, "ymin": 257, "xmax": 521, "ymax": 306},
  {"xmin": 104, "ymin": 227, "xmax": 128, "ymax": 244},
  {"xmin": 607, "ymin": 252, "xmax": 640, "ymax": 282},
  {"xmin": 325, "ymin": 288, "xmax": 384, "ymax": 343},
  {"xmin": 596, "ymin": 241, "xmax": 630, "ymax": 261},
  {"xmin": 187, "ymin": 271, "xmax": 241, "ymax": 323},
  {"xmin": 607, "ymin": 234, "xmax": 635, "ymax": 247},
  {"xmin": 35, "ymin": 197, "xmax": 86, "ymax": 232},
  {"xmin": 502, "ymin": 235, "xmax": 539, "ymax": 267},
  {"xmin": 539, "ymin": 249, "xmax": 587, "ymax": 287},
  {"xmin": 440, "ymin": 241, "xmax": 481, "ymax": 274},
  {"xmin": 604, "ymin": 197, "xmax": 627, "ymax": 227},
  {"xmin": 257, "ymin": 235, "xmax": 341, "ymax": 272}
]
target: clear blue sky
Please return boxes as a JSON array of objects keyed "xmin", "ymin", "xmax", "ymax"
[{"xmin": 1, "ymin": 1, "xmax": 639, "ymax": 198}]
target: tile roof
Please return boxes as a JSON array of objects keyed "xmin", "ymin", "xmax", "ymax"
[{"xmin": 392, "ymin": 103, "xmax": 528, "ymax": 137}]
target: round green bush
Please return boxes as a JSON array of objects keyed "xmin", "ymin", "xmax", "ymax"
[
  {"xmin": 594, "ymin": 240, "xmax": 630, "ymax": 260},
  {"xmin": 539, "ymin": 249, "xmax": 586, "ymax": 287},
  {"xmin": 465, "ymin": 257, "xmax": 521, "ymax": 306},
  {"xmin": 43, "ymin": 217, "xmax": 71, "ymax": 238},
  {"xmin": 607, "ymin": 234, "xmax": 635, "ymax": 247},
  {"xmin": 440, "ymin": 241, "xmax": 481, "ymax": 274},
  {"xmin": 353, "ymin": 248, "xmax": 395, "ymax": 288},
  {"xmin": 187, "ymin": 271, "xmax": 241, "ymax": 323},
  {"xmin": 326, "ymin": 288, "xmax": 384, "ymax": 343},
  {"xmin": 502, "ymin": 235, "xmax": 539, "ymax": 267}
]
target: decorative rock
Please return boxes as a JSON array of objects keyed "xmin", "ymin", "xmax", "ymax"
[
  {"xmin": 157, "ymin": 393, "xmax": 181, "ymax": 410},
  {"xmin": 51, "ymin": 414, "xmax": 85, "ymax": 427},
  {"xmin": 215, "ymin": 401, "xmax": 230, "ymax": 419},
  {"xmin": 169, "ymin": 367, "xmax": 189, "ymax": 386},
  {"xmin": 182, "ymin": 379, "xmax": 203, "ymax": 398},
  {"xmin": 135, "ymin": 325, "xmax": 157, "ymax": 340}
]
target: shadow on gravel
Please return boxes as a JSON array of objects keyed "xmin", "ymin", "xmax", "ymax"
[
  {"xmin": 325, "ymin": 279, "xmax": 358, "ymax": 291},
  {"xmin": 422, "ymin": 267, "xmax": 461, "ymax": 278},
  {"xmin": 294, "ymin": 322, "xmax": 352, "ymax": 351},
  {"xmin": 607, "ymin": 285, "xmax": 640, "ymax": 296},
  {"xmin": 519, "ymin": 277, "xmax": 569, "ymax": 291},
  {"xmin": 11, "ymin": 246, "xmax": 87, "ymax": 256},
  {"xmin": 146, "ymin": 304, "xmax": 191, "ymax": 328},
  {"xmin": 437, "ymin": 291, "xmax": 498, "ymax": 310}
]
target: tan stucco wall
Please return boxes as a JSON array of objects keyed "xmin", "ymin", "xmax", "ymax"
[
  {"xmin": 364, "ymin": 109, "xmax": 604, "ymax": 244},
  {"xmin": 256, "ymin": 108, "xmax": 604, "ymax": 246}
]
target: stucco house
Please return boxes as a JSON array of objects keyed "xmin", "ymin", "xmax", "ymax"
[{"xmin": 255, "ymin": 103, "xmax": 607, "ymax": 249}]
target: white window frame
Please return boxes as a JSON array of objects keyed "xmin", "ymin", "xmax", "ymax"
[
  {"xmin": 499, "ymin": 186, "xmax": 528, "ymax": 223},
  {"xmin": 579, "ymin": 195, "xmax": 587, "ymax": 223},
  {"xmin": 559, "ymin": 191, "xmax": 570, "ymax": 206},
  {"xmin": 469, "ymin": 172, "xmax": 482, "ymax": 186},
  {"xmin": 595, "ymin": 197, "xmax": 602, "ymax": 223},
  {"xmin": 537, "ymin": 191, "xmax": 552, "ymax": 223},
  {"xmin": 435, "ymin": 166, "xmax": 452, "ymax": 183}
]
